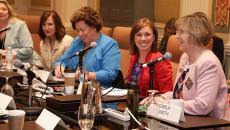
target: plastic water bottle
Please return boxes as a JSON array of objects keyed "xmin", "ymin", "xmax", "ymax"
[{"xmin": 5, "ymin": 47, "xmax": 13, "ymax": 72}]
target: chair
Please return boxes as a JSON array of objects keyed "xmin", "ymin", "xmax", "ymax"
[
  {"xmin": 166, "ymin": 35, "xmax": 182, "ymax": 82},
  {"xmin": 101, "ymin": 27, "xmax": 113, "ymax": 37},
  {"xmin": 112, "ymin": 26, "xmax": 131, "ymax": 50},
  {"xmin": 17, "ymin": 15, "xmax": 41, "ymax": 55},
  {"xmin": 120, "ymin": 49, "xmax": 131, "ymax": 77},
  {"xmin": 112, "ymin": 26, "xmax": 132, "ymax": 76}
]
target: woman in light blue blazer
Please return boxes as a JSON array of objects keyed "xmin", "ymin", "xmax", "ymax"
[{"xmin": 0, "ymin": 0, "xmax": 42, "ymax": 65}]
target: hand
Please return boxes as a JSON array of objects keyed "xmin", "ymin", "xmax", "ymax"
[
  {"xmin": 54, "ymin": 65, "xmax": 64, "ymax": 78},
  {"xmin": 1, "ymin": 49, "xmax": 6, "ymax": 56},
  {"xmin": 153, "ymin": 95, "xmax": 168, "ymax": 104},
  {"xmin": 139, "ymin": 94, "xmax": 168, "ymax": 106},
  {"xmin": 139, "ymin": 97, "xmax": 152, "ymax": 106}
]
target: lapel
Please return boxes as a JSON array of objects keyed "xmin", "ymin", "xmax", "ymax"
[{"xmin": 4, "ymin": 19, "xmax": 15, "ymax": 48}]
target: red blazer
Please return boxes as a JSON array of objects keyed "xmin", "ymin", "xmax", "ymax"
[{"xmin": 126, "ymin": 52, "xmax": 173, "ymax": 97}]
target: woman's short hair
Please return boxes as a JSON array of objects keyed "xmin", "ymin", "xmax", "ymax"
[
  {"xmin": 39, "ymin": 10, "xmax": 65, "ymax": 41},
  {"xmin": 175, "ymin": 12, "xmax": 213, "ymax": 46},
  {"xmin": 130, "ymin": 18, "xmax": 158, "ymax": 54},
  {"xmin": 70, "ymin": 6, "xmax": 102, "ymax": 32},
  {"xmin": 0, "ymin": 0, "xmax": 16, "ymax": 18}
]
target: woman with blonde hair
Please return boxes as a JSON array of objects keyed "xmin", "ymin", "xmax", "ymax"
[
  {"xmin": 0, "ymin": 0, "xmax": 41, "ymax": 65},
  {"xmin": 162, "ymin": 12, "xmax": 229, "ymax": 120}
]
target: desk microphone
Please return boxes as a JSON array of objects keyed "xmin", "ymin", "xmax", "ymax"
[
  {"xmin": 142, "ymin": 52, "xmax": 172, "ymax": 68},
  {"xmin": 13, "ymin": 59, "xmax": 36, "ymax": 79},
  {"xmin": 73, "ymin": 42, "xmax": 97, "ymax": 56}
]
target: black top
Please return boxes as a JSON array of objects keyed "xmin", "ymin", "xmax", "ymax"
[{"xmin": 0, "ymin": 35, "xmax": 5, "ymax": 49}]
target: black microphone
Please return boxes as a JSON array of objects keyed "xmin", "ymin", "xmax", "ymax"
[
  {"xmin": 13, "ymin": 59, "xmax": 36, "ymax": 79},
  {"xmin": 0, "ymin": 27, "xmax": 10, "ymax": 33},
  {"xmin": 142, "ymin": 52, "xmax": 172, "ymax": 68},
  {"xmin": 74, "ymin": 42, "xmax": 97, "ymax": 56}
]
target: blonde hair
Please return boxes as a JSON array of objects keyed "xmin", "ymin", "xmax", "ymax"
[
  {"xmin": 0, "ymin": 0, "xmax": 16, "ymax": 18},
  {"xmin": 175, "ymin": 12, "xmax": 213, "ymax": 46}
]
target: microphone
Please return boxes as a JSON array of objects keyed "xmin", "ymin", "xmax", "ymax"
[
  {"xmin": 13, "ymin": 59, "xmax": 36, "ymax": 79},
  {"xmin": 74, "ymin": 42, "xmax": 97, "ymax": 56},
  {"xmin": 0, "ymin": 27, "xmax": 10, "ymax": 33},
  {"xmin": 13, "ymin": 59, "xmax": 30, "ymax": 71},
  {"xmin": 142, "ymin": 52, "xmax": 172, "ymax": 68}
]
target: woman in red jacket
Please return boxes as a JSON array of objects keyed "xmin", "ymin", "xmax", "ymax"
[{"xmin": 127, "ymin": 18, "xmax": 173, "ymax": 97}]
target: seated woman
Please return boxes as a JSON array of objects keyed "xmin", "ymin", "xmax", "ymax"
[
  {"xmin": 54, "ymin": 6, "xmax": 120, "ymax": 87},
  {"xmin": 0, "ymin": 0, "xmax": 41, "ymax": 65},
  {"xmin": 127, "ymin": 18, "xmax": 173, "ymax": 97},
  {"xmin": 39, "ymin": 10, "xmax": 73, "ymax": 72},
  {"xmin": 161, "ymin": 12, "xmax": 229, "ymax": 120},
  {"xmin": 158, "ymin": 17, "xmax": 176, "ymax": 54}
]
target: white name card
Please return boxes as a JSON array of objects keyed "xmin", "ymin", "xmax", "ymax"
[
  {"xmin": 147, "ymin": 102, "xmax": 185, "ymax": 123},
  {"xmin": 0, "ymin": 93, "xmax": 15, "ymax": 110},
  {"xmin": 36, "ymin": 109, "xmax": 67, "ymax": 130},
  {"xmin": 38, "ymin": 70, "xmax": 50, "ymax": 83}
]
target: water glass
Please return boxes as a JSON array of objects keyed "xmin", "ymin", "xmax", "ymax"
[
  {"xmin": 1, "ymin": 77, "xmax": 14, "ymax": 97},
  {"xmin": 78, "ymin": 104, "xmax": 95, "ymax": 130}
]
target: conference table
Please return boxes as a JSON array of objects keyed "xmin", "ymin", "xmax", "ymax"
[
  {"xmin": 1, "ymin": 71, "xmax": 230, "ymax": 129},
  {"xmin": 1, "ymin": 114, "xmax": 230, "ymax": 130}
]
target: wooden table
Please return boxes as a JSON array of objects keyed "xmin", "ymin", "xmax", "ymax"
[
  {"xmin": 1, "ymin": 115, "xmax": 230, "ymax": 130},
  {"xmin": 150, "ymin": 115, "xmax": 230, "ymax": 130},
  {"xmin": 0, "ymin": 121, "xmax": 44, "ymax": 130}
]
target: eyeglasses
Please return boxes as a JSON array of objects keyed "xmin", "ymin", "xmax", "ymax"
[{"xmin": 176, "ymin": 29, "xmax": 189, "ymax": 36}]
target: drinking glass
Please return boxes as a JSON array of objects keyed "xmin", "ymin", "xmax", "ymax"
[
  {"xmin": 1, "ymin": 76, "xmax": 14, "ymax": 97},
  {"xmin": 0, "ymin": 52, "xmax": 6, "ymax": 71},
  {"xmin": 78, "ymin": 104, "xmax": 94, "ymax": 130}
]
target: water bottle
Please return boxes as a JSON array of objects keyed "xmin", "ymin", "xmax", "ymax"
[
  {"xmin": 5, "ymin": 47, "xmax": 13, "ymax": 72},
  {"xmin": 127, "ymin": 76, "xmax": 139, "ymax": 117}
]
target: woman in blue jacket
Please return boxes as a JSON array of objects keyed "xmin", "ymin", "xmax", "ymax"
[{"xmin": 54, "ymin": 6, "xmax": 120, "ymax": 87}]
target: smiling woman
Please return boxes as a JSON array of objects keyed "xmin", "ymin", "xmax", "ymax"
[
  {"xmin": 162, "ymin": 12, "xmax": 230, "ymax": 120},
  {"xmin": 126, "ymin": 18, "xmax": 173, "ymax": 97},
  {"xmin": 0, "ymin": 0, "xmax": 42, "ymax": 66}
]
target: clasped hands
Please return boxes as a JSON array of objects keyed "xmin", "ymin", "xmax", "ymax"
[{"xmin": 139, "ymin": 90, "xmax": 168, "ymax": 108}]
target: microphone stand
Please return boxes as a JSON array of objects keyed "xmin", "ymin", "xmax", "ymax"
[
  {"xmin": 149, "ymin": 64, "xmax": 155, "ymax": 91},
  {"xmin": 23, "ymin": 69, "xmax": 42, "ymax": 115},
  {"xmin": 78, "ymin": 53, "xmax": 84, "ymax": 73}
]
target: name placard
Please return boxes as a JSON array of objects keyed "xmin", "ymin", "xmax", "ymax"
[
  {"xmin": 36, "ymin": 109, "xmax": 67, "ymax": 130},
  {"xmin": 0, "ymin": 93, "xmax": 15, "ymax": 110},
  {"xmin": 38, "ymin": 70, "xmax": 50, "ymax": 83},
  {"xmin": 147, "ymin": 102, "xmax": 185, "ymax": 123}
]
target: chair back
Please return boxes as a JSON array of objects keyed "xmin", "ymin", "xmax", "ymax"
[
  {"xmin": 101, "ymin": 27, "xmax": 113, "ymax": 37},
  {"xmin": 17, "ymin": 15, "xmax": 41, "ymax": 54},
  {"xmin": 112, "ymin": 26, "xmax": 131, "ymax": 50}
]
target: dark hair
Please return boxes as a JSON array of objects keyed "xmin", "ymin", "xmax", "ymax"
[
  {"xmin": 39, "ymin": 10, "xmax": 65, "ymax": 41},
  {"xmin": 130, "ymin": 18, "xmax": 158, "ymax": 54},
  {"xmin": 164, "ymin": 17, "xmax": 176, "ymax": 35},
  {"xmin": 70, "ymin": 6, "xmax": 102, "ymax": 32}
]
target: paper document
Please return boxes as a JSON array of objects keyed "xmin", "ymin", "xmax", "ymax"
[{"xmin": 102, "ymin": 87, "xmax": 127, "ymax": 96}]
